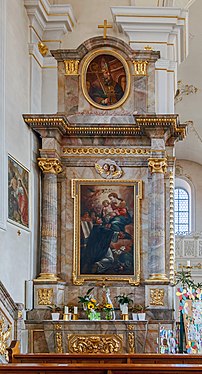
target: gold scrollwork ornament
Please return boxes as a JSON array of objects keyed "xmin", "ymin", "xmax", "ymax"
[
  {"xmin": 68, "ymin": 334, "xmax": 123, "ymax": 354},
  {"xmin": 37, "ymin": 288, "xmax": 53, "ymax": 305},
  {"xmin": 38, "ymin": 158, "xmax": 63, "ymax": 174},
  {"xmin": 148, "ymin": 158, "xmax": 167, "ymax": 174},
  {"xmin": 150, "ymin": 288, "xmax": 165, "ymax": 306}
]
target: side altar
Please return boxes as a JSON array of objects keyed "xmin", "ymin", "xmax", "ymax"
[{"xmin": 23, "ymin": 34, "xmax": 187, "ymax": 353}]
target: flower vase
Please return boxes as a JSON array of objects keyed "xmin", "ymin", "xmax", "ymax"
[
  {"xmin": 105, "ymin": 310, "xmax": 113, "ymax": 320},
  {"xmin": 88, "ymin": 310, "xmax": 101, "ymax": 321}
]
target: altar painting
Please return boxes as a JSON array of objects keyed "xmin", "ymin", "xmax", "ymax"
[
  {"xmin": 82, "ymin": 50, "xmax": 130, "ymax": 110},
  {"xmin": 8, "ymin": 155, "xmax": 29, "ymax": 228},
  {"xmin": 72, "ymin": 179, "xmax": 142, "ymax": 284}
]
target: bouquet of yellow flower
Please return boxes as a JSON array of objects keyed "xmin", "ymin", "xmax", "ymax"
[
  {"xmin": 78, "ymin": 287, "xmax": 100, "ymax": 320},
  {"xmin": 103, "ymin": 303, "xmax": 114, "ymax": 320}
]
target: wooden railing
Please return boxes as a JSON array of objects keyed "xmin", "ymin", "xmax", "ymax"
[{"xmin": 1, "ymin": 363, "xmax": 202, "ymax": 373}]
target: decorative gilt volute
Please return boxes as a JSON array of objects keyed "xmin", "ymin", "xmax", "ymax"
[
  {"xmin": 38, "ymin": 158, "xmax": 63, "ymax": 174},
  {"xmin": 64, "ymin": 60, "xmax": 80, "ymax": 75},
  {"xmin": 148, "ymin": 157, "xmax": 167, "ymax": 174}
]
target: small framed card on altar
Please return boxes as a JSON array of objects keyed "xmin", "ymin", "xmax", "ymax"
[{"xmin": 71, "ymin": 179, "xmax": 142, "ymax": 285}]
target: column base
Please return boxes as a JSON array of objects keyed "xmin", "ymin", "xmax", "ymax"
[
  {"xmin": 35, "ymin": 273, "xmax": 60, "ymax": 282},
  {"xmin": 145, "ymin": 273, "xmax": 169, "ymax": 284}
]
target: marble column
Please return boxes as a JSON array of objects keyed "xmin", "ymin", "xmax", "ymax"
[
  {"xmin": 37, "ymin": 158, "xmax": 62, "ymax": 281},
  {"xmin": 147, "ymin": 157, "xmax": 168, "ymax": 282}
]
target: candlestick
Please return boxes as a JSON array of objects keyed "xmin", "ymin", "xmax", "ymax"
[
  {"xmin": 122, "ymin": 314, "xmax": 129, "ymax": 320},
  {"xmin": 187, "ymin": 260, "xmax": 191, "ymax": 267},
  {"xmin": 64, "ymin": 306, "xmax": 69, "ymax": 314}
]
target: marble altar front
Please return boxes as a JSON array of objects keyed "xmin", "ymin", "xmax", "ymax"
[{"xmin": 24, "ymin": 319, "xmax": 175, "ymax": 354}]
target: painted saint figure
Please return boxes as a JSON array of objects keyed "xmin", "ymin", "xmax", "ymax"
[{"xmin": 88, "ymin": 57, "xmax": 124, "ymax": 106}]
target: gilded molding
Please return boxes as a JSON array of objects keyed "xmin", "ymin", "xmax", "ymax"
[
  {"xmin": 71, "ymin": 179, "xmax": 142, "ymax": 285},
  {"xmin": 38, "ymin": 158, "xmax": 63, "ymax": 174},
  {"xmin": 147, "ymin": 273, "xmax": 169, "ymax": 283},
  {"xmin": 68, "ymin": 334, "xmax": 123, "ymax": 353},
  {"xmin": 64, "ymin": 60, "xmax": 80, "ymax": 75},
  {"xmin": 63, "ymin": 147, "xmax": 151, "ymax": 156},
  {"xmin": 150, "ymin": 288, "xmax": 165, "ymax": 306},
  {"xmin": 128, "ymin": 332, "xmax": 135, "ymax": 353},
  {"xmin": 55, "ymin": 324, "xmax": 63, "ymax": 353},
  {"xmin": 148, "ymin": 158, "xmax": 167, "ymax": 174},
  {"xmin": 35, "ymin": 272, "xmax": 59, "ymax": 281},
  {"xmin": 169, "ymin": 171, "xmax": 175, "ymax": 284},
  {"xmin": 37, "ymin": 288, "xmax": 53, "ymax": 305},
  {"xmin": 133, "ymin": 60, "xmax": 148, "ymax": 76},
  {"xmin": 56, "ymin": 332, "xmax": 63, "ymax": 353},
  {"xmin": 23, "ymin": 115, "xmax": 187, "ymax": 139}
]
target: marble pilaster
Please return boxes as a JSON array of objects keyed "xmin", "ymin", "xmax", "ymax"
[
  {"xmin": 147, "ymin": 156, "xmax": 168, "ymax": 283},
  {"xmin": 37, "ymin": 158, "xmax": 62, "ymax": 281}
]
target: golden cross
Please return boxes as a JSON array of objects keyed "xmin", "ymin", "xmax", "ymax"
[{"xmin": 98, "ymin": 19, "xmax": 112, "ymax": 39}]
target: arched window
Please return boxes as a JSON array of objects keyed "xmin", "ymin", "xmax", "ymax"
[
  {"xmin": 174, "ymin": 187, "xmax": 190, "ymax": 235},
  {"xmin": 175, "ymin": 176, "xmax": 194, "ymax": 235}
]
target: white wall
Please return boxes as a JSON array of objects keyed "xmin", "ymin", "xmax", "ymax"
[{"xmin": 0, "ymin": 0, "xmax": 34, "ymax": 304}]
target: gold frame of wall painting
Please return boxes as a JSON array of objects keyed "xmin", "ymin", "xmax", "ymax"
[
  {"xmin": 81, "ymin": 49, "xmax": 130, "ymax": 110},
  {"xmin": 71, "ymin": 179, "xmax": 142, "ymax": 285}
]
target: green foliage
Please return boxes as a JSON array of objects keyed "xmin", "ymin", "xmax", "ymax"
[
  {"xmin": 78, "ymin": 287, "xmax": 94, "ymax": 304},
  {"xmin": 114, "ymin": 293, "xmax": 133, "ymax": 305},
  {"xmin": 175, "ymin": 269, "xmax": 202, "ymax": 289}
]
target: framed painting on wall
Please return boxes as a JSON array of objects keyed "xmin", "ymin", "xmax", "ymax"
[
  {"xmin": 72, "ymin": 179, "xmax": 142, "ymax": 285},
  {"xmin": 81, "ymin": 50, "xmax": 130, "ymax": 110},
  {"xmin": 8, "ymin": 155, "xmax": 29, "ymax": 228}
]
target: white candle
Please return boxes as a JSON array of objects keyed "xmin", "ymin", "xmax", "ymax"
[
  {"xmin": 64, "ymin": 306, "xmax": 69, "ymax": 314},
  {"xmin": 74, "ymin": 306, "xmax": 78, "ymax": 314},
  {"xmin": 187, "ymin": 260, "xmax": 191, "ymax": 267}
]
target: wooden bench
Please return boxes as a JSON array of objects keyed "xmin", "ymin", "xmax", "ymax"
[
  {"xmin": 8, "ymin": 341, "xmax": 202, "ymax": 365},
  {"xmin": 1, "ymin": 363, "xmax": 202, "ymax": 374}
]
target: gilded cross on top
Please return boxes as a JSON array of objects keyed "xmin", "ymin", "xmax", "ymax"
[{"xmin": 98, "ymin": 19, "xmax": 112, "ymax": 39}]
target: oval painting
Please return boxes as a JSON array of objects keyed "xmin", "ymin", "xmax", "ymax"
[{"xmin": 83, "ymin": 52, "xmax": 129, "ymax": 109}]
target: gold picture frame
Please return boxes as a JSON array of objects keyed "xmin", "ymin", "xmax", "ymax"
[
  {"xmin": 71, "ymin": 179, "xmax": 142, "ymax": 285},
  {"xmin": 81, "ymin": 49, "xmax": 130, "ymax": 110}
]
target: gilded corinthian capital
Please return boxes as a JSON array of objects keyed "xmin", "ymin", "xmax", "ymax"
[
  {"xmin": 148, "ymin": 157, "xmax": 167, "ymax": 174},
  {"xmin": 38, "ymin": 158, "xmax": 63, "ymax": 174}
]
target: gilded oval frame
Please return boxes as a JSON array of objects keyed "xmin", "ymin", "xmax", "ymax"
[{"xmin": 81, "ymin": 49, "xmax": 130, "ymax": 110}]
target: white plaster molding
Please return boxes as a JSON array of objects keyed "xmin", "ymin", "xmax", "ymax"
[
  {"xmin": 24, "ymin": 0, "xmax": 76, "ymax": 41},
  {"xmin": 0, "ymin": 0, "xmax": 6, "ymax": 230},
  {"xmin": 111, "ymin": 6, "xmax": 188, "ymax": 113},
  {"xmin": 111, "ymin": 6, "xmax": 188, "ymax": 63}
]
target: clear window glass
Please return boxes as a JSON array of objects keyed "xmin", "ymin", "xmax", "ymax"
[{"xmin": 174, "ymin": 188, "xmax": 190, "ymax": 235}]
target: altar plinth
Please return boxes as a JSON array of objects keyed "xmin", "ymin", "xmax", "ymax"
[{"xmin": 25, "ymin": 319, "xmax": 151, "ymax": 354}]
